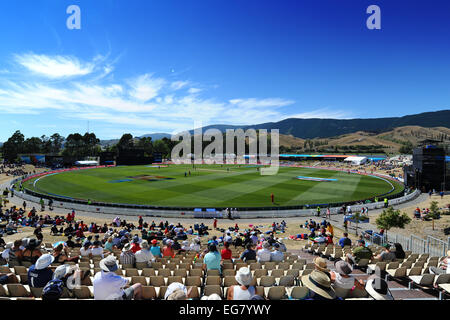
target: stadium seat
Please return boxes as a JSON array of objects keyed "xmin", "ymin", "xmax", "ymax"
[
  {"xmin": 223, "ymin": 269, "xmax": 236, "ymax": 277},
  {"xmin": 142, "ymin": 268, "xmax": 156, "ymax": 277},
  {"xmin": 7, "ymin": 284, "xmax": 31, "ymax": 297},
  {"xmin": 73, "ymin": 286, "xmax": 93, "ymax": 299},
  {"xmin": 185, "ymin": 276, "xmax": 202, "ymax": 287},
  {"xmin": 223, "ymin": 276, "xmax": 238, "ymax": 287},
  {"xmin": 278, "ymin": 275, "xmax": 295, "ymax": 287},
  {"xmin": 131, "ymin": 276, "xmax": 148, "ymax": 286},
  {"xmin": 207, "ymin": 269, "xmax": 220, "ymax": 277},
  {"xmin": 149, "ymin": 276, "xmax": 166, "ymax": 287},
  {"xmin": 267, "ymin": 286, "xmax": 287, "ymax": 300},
  {"xmin": 206, "ymin": 276, "xmax": 221, "ymax": 286},
  {"xmin": 259, "ymin": 276, "xmax": 275, "ymax": 287},
  {"xmin": 135, "ymin": 262, "xmax": 149, "ymax": 270},
  {"xmin": 203, "ymin": 285, "xmax": 222, "ymax": 298},
  {"xmin": 30, "ymin": 287, "xmax": 43, "ymax": 298},
  {"xmin": 141, "ymin": 286, "xmax": 156, "ymax": 300},
  {"xmin": 288, "ymin": 286, "xmax": 309, "ymax": 300},
  {"xmin": 167, "ymin": 276, "xmax": 184, "ymax": 285}
]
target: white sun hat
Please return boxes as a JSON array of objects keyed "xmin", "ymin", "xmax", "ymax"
[
  {"xmin": 35, "ymin": 254, "xmax": 55, "ymax": 270},
  {"xmin": 235, "ymin": 267, "xmax": 253, "ymax": 286}
]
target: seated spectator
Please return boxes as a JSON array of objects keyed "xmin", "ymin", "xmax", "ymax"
[
  {"xmin": 162, "ymin": 239, "xmax": 175, "ymax": 258},
  {"xmin": 8, "ymin": 240, "xmax": 23, "ymax": 267},
  {"xmin": 227, "ymin": 267, "xmax": 255, "ymax": 300},
  {"xmin": 65, "ymin": 236, "xmax": 75, "ymax": 248},
  {"xmin": 130, "ymin": 236, "xmax": 141, "ymax": 253},
  {"xmin": 0, "ymin": 271, "xmax": 19, "ymax": 285},
  {"xmin": 313, "ymin": 257, "xmax": 330, "ymax": 278},
  {"xmin": 240, "ymin": 243, "xmax": 257, "ymax": 262},
  {"xmin": 338, "ymin": 233, "xmax": 352, "ymax": 248},
  {"xmin": 21, "ymin": 238, "xmax": 42, "ymax": 265},
  {"xmin": 365, "ymin": 275, "xmax": 394, "ymax": 300},
  {"xmin": 104, "ymin": 237, "xmax": 115, "ymax": 253},
  {"xmin": 120, "ymin": 243, "xmax": 136, "ymax": 267},
  {"xmin": 301, "ymin": 270, "xmax": 337, "ymax": 300},
  {"xmin": 203, "ymin": 243, "xmax": 221, "ymax": 273},
  {"xmin": 330, "ymin": 260, "xmax": 365, "ymax": 291},
  {"xmin": 189, "ymin": 238, "xmax": 201, "ymax": 252},
  {"xmin": 374, "ymin": 244, "xmax": 396, "ymax": 262},
  {"xmin": 80, "ymin": 242, "xmax": 92, "ymax": 258},
  {"xmin": 73, "ymin": 237, "xmax": 82, "ymax": 248},
  {"xmin": 53, "ymin": 244, "xmax": 79, "ymax": 264},
  {"xmin": 201, "ymin": 293, "xmax": 222, "ymax": 300},
  {"xmin": 135, "ymin": 240, "xmax": 155, "ymax": 267},
  {"xmin": 91, "ymin": 241, "xmax": 105, "ymax": 258},
  {"xmin": 164, "ymin": 282, "xmax": 191, "ymax": 300},
  {"xmin": 28, "ymin": 254, "xmax": 54, "ymax": 288},
  {"xmin": 429, "ymin": 250, "xmax": 449, "ymax": 275},
  {"xmin": 93, "ymin": 256, "xmax": 142, "ymax": 300},
  {"xmin": 393, "ymin": 243, "xmax": 405, "ymax": 260},
  {"xmin": 181, "ymin": 240, "xmax": 190, "ymax": 251},
  {"xmin": 221, "ymin": 242, "xmax": 232, "ymax": 261},
  {"xmin": 256, "ymin": 242, "xmax": 272, "ymax": 263},
  {"xmin": 150, "ymin": 239, "xmax": 162, "ymax": 258},
  {"xmin": 270, "ymin": 243, "xmax": 284, "ymax": 262},
  {"xmin": 346, "ymin": 240, "xmax": 373, "ymax": 265}
]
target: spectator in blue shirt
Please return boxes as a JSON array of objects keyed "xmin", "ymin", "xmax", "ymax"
[
  {"xmin": 338, "ymin": 233, "xmax": 352, "ymax": 248},
  {"xmin": 28, "ymin": 254, "xmax": 54, "ymax": 288},
  {"xmin": 240, "ymin": 243, "xmax": 257, "ymax": 262},
  {"xmin": 203, "ymin": 243, "xmax": 222, "ymax": 273}
]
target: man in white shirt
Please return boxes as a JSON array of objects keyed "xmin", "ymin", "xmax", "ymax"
[
  {"xmin": 91, "ymin": 241, "xmax": 104, "ymax": 258},
  {"xmin": 135, "ymin": 240, "xmax": 155, "ymax": 267},
  {"xmin": 80, "ymin": 243, "xmax": 92, "ymax": 258},
  {"xmin": 93, "ymin": 256, "xmax": 142, "ymax": 300},
  {"xmin": 256, "ymin": 242, "xmax": 272, "ymax": 263},
  {"xmin": 224, "ymin": 231, "xmax": 232, "ymax": 244}
]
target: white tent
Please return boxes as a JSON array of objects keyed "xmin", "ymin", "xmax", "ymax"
[
  {"xmin": 74, "ymin": 160, "xmax": 99, "ymax": 166},
  {"xmin": 343, "ymin": 156, "xmax": 367, "ymax": 165}
]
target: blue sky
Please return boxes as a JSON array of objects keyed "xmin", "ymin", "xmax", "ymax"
[{"xmin": 0, "ymin": 0, "xmax": 450, "ymax": 140}]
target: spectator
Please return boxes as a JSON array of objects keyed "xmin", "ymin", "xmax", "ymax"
[
  {"xmin": 150, "ymin": 239, "xmax": 162, "ymax": 258},
  {"xmin": 270, "ymin": 243, "xmax": 284, "ymax": 262},
  {"xmin": 190, "ymin": 238, "xmax": 201, "ymax": 252},
  {"xmin": 130, "ymin": 236, "xmax": 141, "ymax": 253},
  {"xmin": 338, "ymin": 233, "xmax": 352, "ymax": 248},
  {"xmin": 365, "ymin": 275, "xmax": 394, "ymax": 300},
  {"xmin": 135, "ymin": 240, "xmax": 155, "ymax": 267},
  {"xmin": 93, "ymin": 255, "xmax": 142, "ymax": 300},
  {"xmin": 203, "ymin": 243, "xmax": 221, "ymax": 273},
  {"xmin": 313, "ymin": 257, "xmax": 330, "ymax": 277},
  {"xmin": 221, "ymin": 242, "xmax": 232, "ymax": 261},
  {"xmin": 240, "ymin": 243, "xmax": 257, "ymax": 262},
  {"xmin": 164, "ymin": 282, "xmax": 191, "ymax": 300},
  {"xmin": 330, "ymin": 260, "xmax": 365, "ymax": 291},
  {"xmin": 8, "ymin": 240, "xmax": 23, "ymax": 267},
  {"xmin": 256, "ymin": 242, "xmax": 272, "ymax": 263},
  {"xmin": 301, "ymin": 270, "xmax": 337, "ymax": 300},
  {"xmin": 104, "ymin": 237, "xmax": 115, "ymax": 253},
  {"xmin": 162, "ymin": 240, "xmax": 175, "ymax": 258},
  {"xmin": 80, "ymin": 242, "xmax": 92, "ymax": 258},
  {"xmin": 374, "ymin": 244, "xmax": 396, "ymax": 262},
  {"xmin": 21, "ymin": 238, "xmax": 42, "ymax": 265},
  {"xmin": 226, "ymin": 267, "xmax": 255, "ymax": 300},
  {"xmin": 91, "ymin": 241, "xmax": 105, "ymax": 258},
  {"xmin": 393, "ymin": 243, "xmax": 406, "ymax": 260},
  {"xmin": 28, "ymin": 254, "xmax": 54, "ymax": 288},
  {"xmin": 53, "ymin": 244, "xmax": 79, "ymax": 264},
  {"xmin": 346, "ymin": 240, "xmax": 373, "ymax": 265},
  {"xmin": 429, "ymin": 250, "xmax": 449, "ymax": 275},
  {"xmin": 120, "ymin": 243, "xmax": 136, "ymax": 267}
]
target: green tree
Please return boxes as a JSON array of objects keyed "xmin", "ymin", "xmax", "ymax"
[
  {"xmin": 375, "ymin": 207, "xmax": 411, "ymax": 236},
  {"xmin": 117, "ymin": 133, "xmax": 134, "ymax": 150},
  {"xmin": 23, "ymin": 137, "xmax": 43, "ymax": 153},
  {"xmin": 428, "ymin": 201, "xmax": 441, "ymax": 219},
  {"xmin": 2, "ymin": 130, "xmax": 25, "ymax": 161},
  {"xmin": 136, "ymin": 137, "xmax": 153, "ymax": 156}
]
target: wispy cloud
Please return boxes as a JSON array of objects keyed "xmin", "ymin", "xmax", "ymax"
[
  {"xmin": 0, "ymin": 52, "xmax": 351, "ymax": 137},
  {"xmin": 289, "ymin": 108, "xmax": 352, "ymax": 119},
  {"xmin": 14, "ymin": 53, "xmax": 95, "ymax": 78}
]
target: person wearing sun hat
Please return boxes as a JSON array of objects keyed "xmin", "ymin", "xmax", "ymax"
[
  {"xmin": 93, "ymin": 255, "xmax": 142, "ymax": 300},
  {"xmin": 164, "ymin": 282, "xmax": 192, "ymax": 300},
  {"xmin": 28, "ymin": 253, "xmax": 54, "ymax": 288},
  {"xmin": 119, "ymin": 243, "xmax": 136, "ymax": 266},
  {"xmin": 301, "ymin": 270, "xmax": 337, "ymax": 300},
  {"xmin": 330, "ymin": 260, "xmax": 365, "ymax": 291},
  {"xmin": 135, "ymin": 240, "xmax": 155, "ymax": 267},
  {"xmin": 226, "ymin": 267, "xmax": 255, "ymax": 300},
  {"xmin": 365, "ymin": 275, "xmax": 394, "ymax": 300},
  {"xmin": 313, "ymin": 257, "xmax": 330, "ymax": 277}
]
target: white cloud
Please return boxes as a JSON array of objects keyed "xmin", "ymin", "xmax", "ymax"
[
  {"xmin": 128, "ymin": 73, "xmax": 166, "ymax": 102},
  {"xmin": 229, "ymin": 98, "xmax": 295, "ymax": 109},
  {"xmin": 14, "ymin": 53, "xmax": 95, "ymax": 78},
  {"xmin": 0, "ymin": 52, "xmax": 348, "ymax": 137},
  {"xmin": 289, "ymin": 108, "xmax": 352, "ymax": 119},
  {"xmin": 170, "ymin": 81, "xmax": 189, "ymax": 90}
]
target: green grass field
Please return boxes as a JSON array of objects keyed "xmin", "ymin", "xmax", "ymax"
[{"xmin": 22, "ymin": 164, "xmax": 404, "ymax": 208}]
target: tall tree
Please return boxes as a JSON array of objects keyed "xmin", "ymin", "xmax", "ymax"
[{"xmin": 2, "ymin": 130, "xmax": 25, "ymax": 161}]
